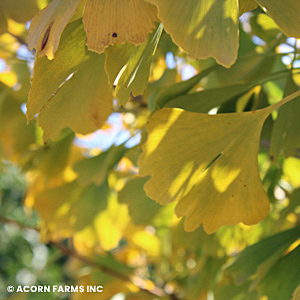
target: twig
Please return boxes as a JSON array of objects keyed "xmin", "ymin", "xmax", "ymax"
[{"xmin": 0, "ymin": 216, "xmax": 167, "ymax": 298}]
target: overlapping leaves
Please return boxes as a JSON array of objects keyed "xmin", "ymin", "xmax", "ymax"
[{"xmin": 138, "ymin": 91, "xmax": 300, "ymax": 233}]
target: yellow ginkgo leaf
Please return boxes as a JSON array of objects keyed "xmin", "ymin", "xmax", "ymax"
[
  {"xmin": 0, "ymin": 0, "xmax": 39, "ymax": 24},
  {"xmin": 138, "ymin": 91, "xmax": 300, "ymax": 233},
  {"xmin": 239, "ymin": 0, "xmax": 258, "ymax": 16},
  {"xmin": 82, "ymin": 0, "xmax": 158, "ymax": 54},
  {"xmin": 145, "ymin": 0, "xmax": 239, "ymax": 67},
  {"xmin": 255, "ymin": 0, "xmax": 300, "ymax": 38},
  {"xmin": 37, "ymin": 52, "xmax": 113, "ymax": 141},
  {"xmin": 27, "ymin": 0, "xmax": 84, "ymax": 60}
]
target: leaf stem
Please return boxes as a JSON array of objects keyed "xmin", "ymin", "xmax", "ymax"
[{"xmin": 266, "ymin": 89, "xmax": 300, "ymax": 112}]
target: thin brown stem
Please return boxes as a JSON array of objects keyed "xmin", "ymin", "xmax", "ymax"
[{"xmin": 0, "ymin": 216, "xmax": 166, "ymax": 297}]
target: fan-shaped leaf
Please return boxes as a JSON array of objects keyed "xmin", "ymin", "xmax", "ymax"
[
  {"xmin": 239, "ymin": 0, "xmax": 258, "ymax": 16},
  {"xmin": 138, "ymin": 91, "xmax": 300, "ymax": 233},
  {"xmin": 27, "ymin": 0, "xmax": 83, "ymax": 59},
  {"xmin": 255, "ymin": 0, "xmax": 300, "ymax": 39},
  {"xmin": 114, "ymin": 24, "xmax": 163, "ymax": 105},
  {"xmin": 83, "ymin": 0, "xmax": 158, "ymax": 54},
  {"xmin": 145, "ymin": 0, "xmax": 239, "ymax": 67},
  {"xmin": 37, "ymin": 52, "xmax": 113, "ymax": 141}
]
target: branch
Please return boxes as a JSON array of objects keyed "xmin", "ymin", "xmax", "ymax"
[{"xmin": 0, "ymin": 216, "xmax": 167, "ymax": 298}]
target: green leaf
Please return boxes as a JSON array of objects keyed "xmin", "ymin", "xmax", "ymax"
[
  {"xmin": 165, "ymin": 82, "xmax": 255, "ymax": 113},
  {"xmin": 145, "ymin": 0, "xmax": 239, "ymax": 67},
  {"xmin": 138, "ymin": 91, "xmax": 300, "ymax": 233},
  {"xmin": 0, "ymin": 91, "xmax": 36, "ymax": 161},
  {"xmin": 215, "ymin": 280, "xmax": 260, "ymax": 300},
  {"xmin": 283, "ymin": 158, "xmax": 300, "ymax": 188},
  {"xmin": 37, "ymin": 52, "xmax": 113, "ymax": 141},
  {"xmin": 255, "ymin": 0, "xmax": 300, "ymax": 39},
  {"xmin": 226, "ymin": 226, "xmax": 300, "ymax": 284},
  {"xmin": 118, "ymin": 177, "xmax": 161, "ymax": 225},
  {"xmin": 258, "ymin": 245, "xmax": 300, "ymax": 300},
  {"xmin": 0, "ymin": 9, "xmax": 7, "ymax": 35},
  {"xmin": 105, "ymin": 43, "xmax": 136, "ymax": 85},
  {"xmin": 270, "ymin": 75, "xmax": 300, "ymax": 162},
  {"xmin": 154, "ymin": 64, "xmax": 219, "ymax": 111},
  {"xmin": 74, "ymin": 144, "xmax": 128, "ymax": 186},
  {"xmin": 38, "ymin": 131, "xmax": 75, "ymax": 177},
  {"xmin": 250, "ymin": 13, "xmax": 281, "ymax": 44},
  {"xmin": 0, "ymin": 0, "xmax": 39, "ymax": 24},
  {"xmin": 35, "ymin": 180, "xmax": 109, "ymax": 234},
  {"xmin": 27, "ymin": 0, "xmax": 83, "ymax": 59},
  {"xmin": 115, "ymin": 24, "xmax": 163, "ymax": 105},
  {"xmin": 27, "ymin": 19, "xmax": 90, "ymax": 121}
]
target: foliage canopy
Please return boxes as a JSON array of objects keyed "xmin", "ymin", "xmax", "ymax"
[{"xmin": 0, "ymin": 0, "xmax": 300, "ymax": 299}]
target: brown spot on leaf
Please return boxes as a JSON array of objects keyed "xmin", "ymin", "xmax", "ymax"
[
  {"xmin": 41, "ymin": 21, "xmax": 54, "ymax": 51},
  {"xmin": 112, "ymin": 32, "xmax": 118, "ymax": 38}
]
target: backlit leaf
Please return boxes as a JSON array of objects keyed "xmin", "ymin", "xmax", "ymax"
[
  {"xmin": 27, "ymin": 19, "xmax": 90, "ymax": 121},
  {"xmin": 138, "ymin": 91, "xmax": 300, "ymax": 233},
  {"xmin": 165, "ymin": 82, "xmax": 255, "ymax": 113},
  {"xmin": 239, "ymin": 0, "xmax": 258, "ymax": 16},
  {"xmin": 38, "ymin": 131, "xmax": 75, "ymax": 178},
  {"xmin": 154, "ymin": 64, "xmax": 219, "ymax": 111},
  {"xmin": 255, "ymin": 0, "xmax": 300, "ymax": 39},
  {"xmin": 119, "ymin": 177, "xmax": 161, "ymax": 225},
  {"xmin": 283, "ymin": 158, "xmax": 300, "ymax": 188},
  {"xmin": 37, "ymin": 52, "xmax": 113, "ymax": 141},
  {"xmin": 270, "ymin": 75, "xmax": 300, "ymax": 162},
  {"xmin": 74, "ymin": 144, "xmax": 128, "ymax": 187},
  {"xmin": 27, "ymin": 0, "xmax": 83, "ymax": 59},
  {"xmin": 83, "ymin": 0, "xmax": 158, "ymax": 54},
  {"xmin": 0, "ymin": 87, "xmax": 36, "ymax": 161},
  {"xmin": 115, "ymin": 24, "xmax": 163, "ymax": 105},
  {"xmin": 258, "ymin": 245, "xmax": 300, "ymax": 300},
  {"xmin": 146, "ymin": 0, "xmax": 239, "ymax": 67},
  {"xmin": 105, "ymin": 43, "xmax": 136, "ymax": 85},
  {"xmin": 226, "ymin": 226, "xmax": 300, "ymax": 284}
]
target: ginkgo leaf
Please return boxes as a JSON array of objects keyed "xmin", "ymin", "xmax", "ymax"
[
  {"xmin": 27, "ymin": 0, "xmax": 83, "ymax": 60},
  {"xmin": 270, "ymin": 75, "xmax": 300, "ymax": 162},
  {"xmin": 138, "ymin": 91, "xmax": 300, "ymax": 233},
  {"xmin": 226, "ymin": 226, "xmax": 300, "ymax": 284},
  {"xmin": 0, "ymin": 9, "xmax": 7, "ymax": 35},
  {"xmin": 105, "ymin": 43, "xmax": 136, "ymax": 85},
  {"xmin": 38, "ymin": 131, "xmax": 75, "ymax": 178},
  {"xmin": 257, "ymin": 245, "xmax": 300, "ymax": 300},
  {"xmin": 0, "ymin": 88, "xmax": 36, "ymax": 161},
  {"xmin": 255, "ymin": 0, "xmax": 300, "ymax": 39},
  {"xmin": 115, "ymin": 25, "xmax": 163, "ymax": 105},
  {"xmin": 37, "ymin": 52, "xmax": 113, "ymax": 141},
  {"xmin": 119, "ymin": 177, "xmax": 161, "ymax": 225},
  {"xmin": 0, "ymin": 0, "xmax": 40, "ymax": 24},
  {"xmin": 27, "ymin": 19, "xmax": 113, "ymax": 141},
  {"xmin": 35, "ymin": 180, "xmax": 109, "ymax": 236},
  {"xmin": 82, "ymin": 0, "xmax": 158, "ymax": 54},
  {"xmin": 74, "ymin": 144, "xmax": 128, "ymax": 186},
  {"xmin": 27, "ymin": 19, "xmax": 90, "ymax": 122},
  {"xmin": 239, "ymin": 0, "xmax": 258, "ymax": 16},
  {"xmin": 165, "ymin": 82, "xmax": 255, "ymax": 113},
  {"xmin": 145, "ymin": 0, "xmax": 239, "ymax": 67}
]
